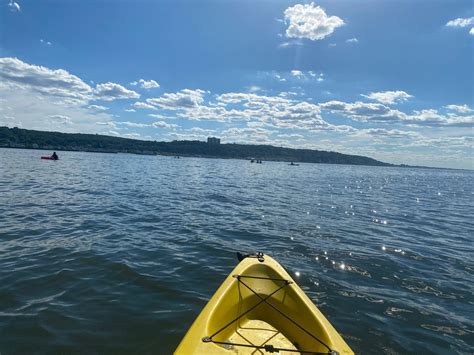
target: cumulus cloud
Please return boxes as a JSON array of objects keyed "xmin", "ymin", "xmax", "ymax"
[
  {"xmin": 116, "ymin": 121, "xmax": 177, "ymax": 129},
  {"xmin": 0, "ymin": 58, "xmax": 141, "ymax": 105},
  {"xmin": 117, "ymin": 121, "xmax": 150, "ymax": 128},
  {"xmin": 8, "ymin": 0, "xmax": 21, "ymax": 12},
  {"xmin": 94, "ymin": 82, "xmax": 140, "ymax": 101},
  {"xmin": 406, "ymin": 109, "xmax": 473, "ymax": 127},
  {"xmin": 346, "ymin": 38, "xmax": 358, "ymax": 43},
  {"xmin": 146, "ymin": 89, "xmax": 207, "ymax": 109},
  {"xmin": 220, "ymin": 126, "xmax": 288, "ymax": 145},
  {"xmin": 284, "ymin": 3, "xmax": 344, "ymax": 41},
  {"xmin": 132, "ymin": 101, "xmax": 157, "ymax": 110},
  {"xmin": 356, "ymin": 128, "xmax": 421, "ymax": 139},
  {"xmin": 412, "ymin": 135, "xmax": 473, "ymax": 150},
  {"xmin": 130, "ymin": 79, "xmax": 160, "ymax": 89},
  {"xmin": 0, "ymin": 57, "xmax": 118, "ymax": 133},
  {"xmin": 0, "ymin": 87, "xmax": 116, "ymax": 133},
  {"xmin": 444, "ymin": 104, "xmax": 473, "ymax": 113},
  {"xmin": 361, "ymin": 90, "xmax": 413, "ymax": 104},
  {"xmin": 0, "ymin": 57, "xmax": 92, "ymax": 104},
  {"xmin": 291, "ymin": 70, "xmax": 304, "ymax": 77},
  {"xmin": 321, "ymin": 99, "xmax": 473, "ymax": 127},
  {"xmin": 152, "ymin": 121, "xmax": 178, "ymax": 129},
  {"xmin": 320, "ymin": 100, "xmax": 406, "ymax": 122},
  {"xmin": 207, "ymin": 92, "xmax": 337, "ymax": 131},
  {"xmin": 88, "ymin": 104, "xmax": 108, "ymax": 111},
  {"xmin": 446, "ymin": 17, "xmax": 474, "ymax": 35},
  {"xmin": 48, "ymin": 114, "xmax": 71, "ymax": 124},
  {"xmin": 446, "ymin": 17, "xmax": 474, "ymax": 28}
]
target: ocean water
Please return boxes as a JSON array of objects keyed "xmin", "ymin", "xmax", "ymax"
[{"xmin": 0, "ymin": 148, "xmax": 473, "ymax": 354}]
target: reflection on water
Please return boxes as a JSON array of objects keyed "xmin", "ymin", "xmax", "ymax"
[{"xmin": 0, "ymin": 148, "xmax": 473, "ymax": 354}]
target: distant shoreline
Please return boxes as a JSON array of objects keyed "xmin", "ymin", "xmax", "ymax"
[{"xmin": 0, "ymin": 126, "xmax": 466, "ymax": 171}]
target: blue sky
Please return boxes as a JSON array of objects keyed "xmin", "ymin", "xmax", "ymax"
[{"xmin": 1, "ymin": 0, "xmax": 473, "ymax": 168}]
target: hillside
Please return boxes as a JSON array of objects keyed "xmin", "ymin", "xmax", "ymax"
[{"xmin": 0, "ymin": 126, "xmax": 392, "ymax": 166}]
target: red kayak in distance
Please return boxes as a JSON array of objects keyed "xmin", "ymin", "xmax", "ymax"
[{"xmin": 41, "ymin": 156, "xmax": 58, "ymax": 160}]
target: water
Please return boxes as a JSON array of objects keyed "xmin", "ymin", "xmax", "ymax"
[{"xmin": 1, "ymin": 148, "xmax": 473, "ymax": 354}]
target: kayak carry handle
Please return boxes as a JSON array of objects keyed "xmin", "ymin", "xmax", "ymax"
[{"xmin": 236, "ymin": 252, "xmax": 265, "ymax": 262}]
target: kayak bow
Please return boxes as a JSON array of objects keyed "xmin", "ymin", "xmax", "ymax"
[{"xmin": 175, "ymin": 253, "xmax": 353, "ymax": 354}]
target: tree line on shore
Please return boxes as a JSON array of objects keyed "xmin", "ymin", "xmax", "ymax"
[{"xmin": 0, "ymin": 126, "xmax": 392, "ymax": 166}]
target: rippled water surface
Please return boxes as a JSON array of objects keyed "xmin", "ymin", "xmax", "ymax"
[{"xmin": 1, "ymin": 148, "xmax": 473, "ymax": 354}]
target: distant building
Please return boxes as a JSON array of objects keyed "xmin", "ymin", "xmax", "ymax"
[{"xmin": 207, "ymin": 137, "xmax": 221, "ymax": 145}]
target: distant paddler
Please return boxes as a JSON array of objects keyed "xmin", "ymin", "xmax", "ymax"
[{"xmin": 41, "ymin": 152, "xmax": 59, "ymax": 160}]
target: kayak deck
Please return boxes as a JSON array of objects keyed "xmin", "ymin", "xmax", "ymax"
[
  {"xmin": 175, "ymin": 253, "xmax": 354, "ymax": 354},
  {"xmin": 226, "ymin": 319, "xmax": 297, "ymax": 353}
]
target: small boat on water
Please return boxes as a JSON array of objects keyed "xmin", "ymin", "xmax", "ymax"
[
  {"xmin": 41, "ymin": 156, "xmax": 59, "ymax": 160},
  {"xmin": 175, "ymin": 253, "xmax": 353, "ymax": 354},
  {"xmin": 41, "ymin": 152, "xmax": 59, "ymax": 160}
]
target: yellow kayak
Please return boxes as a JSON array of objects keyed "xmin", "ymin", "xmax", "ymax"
[{"xmin": 175, "ymin": 253, "xmax": 354, "ymax": 354}]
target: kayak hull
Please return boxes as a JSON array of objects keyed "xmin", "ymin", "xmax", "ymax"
[
  {"xmin": 175, "ymin": 254, "xmax": 353, "ymax": 354},
  {"xmin": 41, "ymin": 156, "xmax": 58, "ymax": 160}
]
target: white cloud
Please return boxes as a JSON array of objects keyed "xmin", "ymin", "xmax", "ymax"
[
  {"xmin": 284, "ymin": 2, "xmax": 344, "ymax": 41},
  {"xmin": 221, "ymin": 127, "xmax": 278, "ymax": 144},
  {"xmin": 125, "ymin": 108, "xmax": 136, "ymax": 113},
  {"xmin": 0, "ymin": 57, "xmax": 118, "ymax": 133},
  {"xmin": 39, "ymin": 39, "xmax": 52, "ymax": 46},
  {"xmin": 247, "ymin": 86, "xmax": 262, "ymax": 93},
  {"xmin": 0, "ymin": 86, "xmax": 115, "ymax": 133},
  {"xmin": 313, "ymin": 71, "xmax": 324, "ymax": 82},
  {"xmin": 289, "ymin": 70, "xmax": 324, "ymax": 81},
  {"xmin": 116, "ymin": 121, "xmax": 150, "ymax": 128},
  {"xmin": 0, "ymin": 57, "xmax": 93, "ymax": 104},
  {"xmin": 406, "ymin": 109, "xmax": 473, "ymax": 127},
  {"xmin": 278, "ymin": 40, "xmax": 304, "ymax": 48},
  {"xmin": 190, "ymin": 127, "xmax": 216, "ymax": 134},
  {"xmin": 8, "ymin": 0, "xmax": 20, "ymax": 12},
  {"xmin": 321, "ymin": 99, "xmax": 473, "ymax": 127},
  {"xmin": 321, "ymin": 100, "xmax": 406, "ymax": 122},
  {"xmin": 88, "ymin": 104, "xmax": 108, "ymax": 111},
  {"xmin": 362, "ymin": 90, "xmax": 413, "ymax": 105},
  {"xmin": 444, "ymin": 104, "xmax": 473, "ymax": 113},
  {"xmin": 132, "ymin": 101, "xmax": 157, "ymax": 110},
  {"xmin": 446, "ymin": 17, "xmax": 474, "ymax": 28},
  {"xmin": 152, "ymin": 121, "xmax": 178, "ymax": 129},
  {"xmin": 94, "ymin": 82, "xmax": 140, "ymax": 101},
  {"xmin": 210, "ymin": 92, "xmax": 331, "ymax": 130},
  {"xmin": 411, "ymin": 135, "xmax": 473, "ymax": 150},
  {"xmin": 116, "ymin": 121, "xmax": 177, "ymax": 129},
  {"xmin": 346, "ymin": 38, "xmax": 358, "ymax": 43},
  {"xmin": 274, "ymin": 73, "xmax": 286, "ymax": 82},
  {"xmin": 356, "ymin": 128, "xmax": 421, "ymax": 140},
  {"xmin": 148, "ymin": 113, "xmax": 172, "ymax": 119},
  {"xmin": 470, "ymin": 28, "xmax": 474, "ymax": 35},
  {"xmin": 48, "ymin": 114, "xmax": 71, "ymax": 124},
  {"xmin": 146, "ymin": 89, "xmax": 207, "ymax": 109},
  {"xmin": 130, "ymin": 79, "xmax": 160, "ymax": 89}
]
